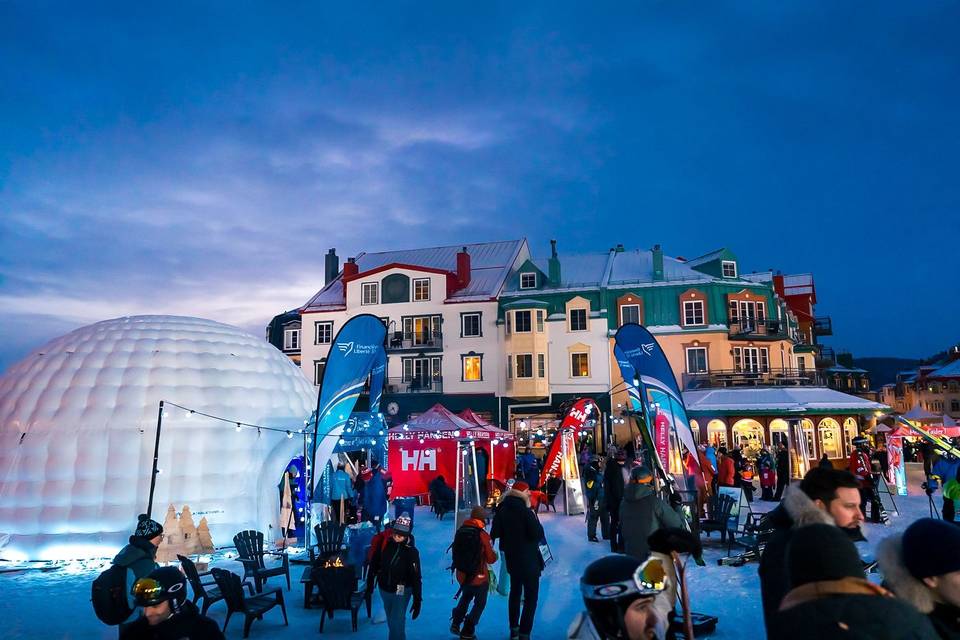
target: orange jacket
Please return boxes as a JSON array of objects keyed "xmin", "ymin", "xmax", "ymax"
[
  {"xmin": 718, "ymin": 455, "xmax": 736, "ymax": 486},
  {"xmin": 455, "ymin": 519, "xmax": 498, "ymax": 586},
  {"xmin": 698, "ymin": 451, "xmax": 716, "ymax": 484}
]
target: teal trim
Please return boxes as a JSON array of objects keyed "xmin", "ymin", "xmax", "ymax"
[{"xmin": 502, "ymin": 298, "xmax": 550, "ymax": 309}]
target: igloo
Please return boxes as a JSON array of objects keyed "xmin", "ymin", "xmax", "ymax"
[{"xmin": 0, "ymin": 316, "xmax": 316, "ymax": 560}]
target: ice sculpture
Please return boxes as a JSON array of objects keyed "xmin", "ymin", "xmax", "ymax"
[{"xmin": 0, "ymin": 316, "xmax": 316, "ymax": 560}]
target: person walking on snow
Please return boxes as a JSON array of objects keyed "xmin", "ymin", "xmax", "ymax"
[
  {"xmin": 112, "ymin": 514, "xmax": 163, "ymax": 628},
  {"xmin": 366, "ymin": 513, "xmax": 421, "ymax": 640},
  {"xmin": 361, "ymin": 458, "xmax": 392, "ymax": 531},
  {"xmin": 603, "ymin": 449, "xmax": 629, "ymax": 552},
  {"xmin": 716, "ymin": 447, "xmax": 736, "ymax": 488},
  {"xmin": 517, "ymin": 447, "xmax": 540, "ymax": 490},
  {"xmin": 848, "ymin": 436, "xmax": 880, "ymax": 522},
  {"xmin": 583, "ymin": 455, "xmax": 610, "ymax": 542},
  {"xmin": 449, "ymin": 506, "xmax": 498, "ymax": 640},
  {"xmin": 618, "ymin": 466, "xmax": 685, "ymax": 563},
  {"xmin": 759, "ymin": 447, "xmax": 776, "ymax": 501},
  {"xmin": 774, "ymin": 443, "xmax": 790, "ymax": 500}
]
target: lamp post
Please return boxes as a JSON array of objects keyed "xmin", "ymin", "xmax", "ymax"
[{"xmin": 146, "ymin": 400, "xmax": 165, "ymax": 518}]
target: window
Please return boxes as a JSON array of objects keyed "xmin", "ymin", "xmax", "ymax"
[
  {"xmin": 571, "ymin": 352, "xmax": 590, "ymax": 377},
  {"xmin": 413, "ymin": 278, "xmax": 430, "ymax": 301},
  {"xmin": 536, "ymin": 309, "xmax": 545, "ymax": 332},
  {"xmin": 313, "ymin": 359, "xmax": 326, "ymax": 385},
  {"xmin": 520, "ymin": 272, "xmax": 537, "ymax": 289},
  {"xmin": 685, "ymin": 347, "xmax": 708, "ymax": 374},
  {"xmin": 537, "ymin": 353, "xmax": 546, "ymax": 378},
  {"xmin": 620, "ymin": 304, "xmax": 640, "ymax": 326},
  {"xmin": 722, "ymin": 261, "xmax": 737, "ymax": 278},
  {"xmin": 361, "ymin": 282, "xmax": 379, "ymax": 305},
  {"xmin": 516, "ymin": 354, "xmax": 534, "ymax": 378},
  {"xmin": 569, "ymin": 308, "xmax": 588, "ymax": 331},
  {"xmin": 315, "ymin": 321, "xmax": 333, "ymax": 344},
  {"xmin": 462, "ymin": 355, "xmax": 482, "ymax": 381},
  {"xmin": 728, "ymin": 300, "xmax": 739, "ymax": 322},
  {"xmin": 952, "ymin": 400, "xmax": 959, "ymax": 412},
  {"xmin": 283, "ymin": 329, "xmax": 300, "ymax": 350},
  {"xmin": 514, "ymin": 310, "xmax": 532, "ymax": 333},
  {"xmin": 461, "ymin": 312, "xmax": 481, "ymax": 337},
  {"xmin": 402, "ymin": 357, "xmax": 441, "ymax": 385},
  {"xmin": 683, "ymin": 300, "xmax": 705, "ymax": 326},
  {"xmin": 505, "ymin": 312, "xmax": 511, "ymax": 335},
  {"xmin": 733, "ymin": 347, "xmax": 769, "ymax": 373},
  {"xmin": 403, "ymin": 315, "xmax": 441, "ymax": 345},
  {"xmin": 819, "ymin": 418, "xmax": 843, "ymax": 459},
  {"xmin": 507, "ymin": 355, "xmax": 513, "ymax": 380}
]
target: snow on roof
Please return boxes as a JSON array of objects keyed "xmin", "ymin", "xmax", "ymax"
[
  {"xmin": 929, "ymin": 359, "xmax": 960, "ymax": 379},
  {"xmin": 608, "ymin": 250, "xmax": 707, "ymax": 285},
  {"xmin": 902, "ymin": 404, "xmax": 940, "ymax": 421},
  {"xmin": 524, "ymin": 252, "xmax": 610, "ymax": 288},
  {"xmin": 825, "ymin": 366, "xmax": 868, "ymax": 374},
  {"xmin": 683, "ymin": 387, "xmax": 889, "ymax": 416}
]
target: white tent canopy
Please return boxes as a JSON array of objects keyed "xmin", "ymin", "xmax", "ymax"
[{"xmin": 902, "ymin": 404, "xmax": 940, "ymax": 422}]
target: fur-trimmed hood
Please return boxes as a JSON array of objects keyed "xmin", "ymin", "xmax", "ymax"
[
  {"xmin": 876, "ymin": 533, "xmax": 936, "ymax": 614},
  {"xmin": 502, "ymin": 488, "xmax": 532, "ymax": 508},
  {"xmin": 782, "ymin": 484, "xmax": 836, "ymax": 528}
]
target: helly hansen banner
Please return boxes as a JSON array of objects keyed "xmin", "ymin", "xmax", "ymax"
[{"xmin": 538, "ymin": 398, "xmax": 598, "ymax": 489}]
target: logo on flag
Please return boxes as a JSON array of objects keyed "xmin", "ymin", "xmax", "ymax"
[{"xmin": 336, "ymin": 341, "xmax": 354, "ymax": 356}]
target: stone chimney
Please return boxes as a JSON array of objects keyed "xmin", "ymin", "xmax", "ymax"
[
  {"xmin": 548, "ymin": 239, "xmax": 561, "ymax": 286},
  {"xmin": 342, "ymin": 257, "xmax": 359, "ymax": 281},
  {"xmin": 456, "ymin": 247, "xmax": 471, "ymax": 288},
  {"xmin": 652, "ymin": 244, "xmax": 664, "ymax": 282},
  {"xmin": 324, "ymin": 248, "xmax": 339, "ymax": 285}
]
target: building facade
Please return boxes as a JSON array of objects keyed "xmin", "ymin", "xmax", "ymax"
[{"xmin": 881, "ymin": 348, "xmax": 960, "ymax": 418}]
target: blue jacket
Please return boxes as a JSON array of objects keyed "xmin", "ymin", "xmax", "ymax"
[
  {"xmin": 330, "ymin": 469, "xmax": 356, "ymax": 501},
  {"xmin": 932, "ymin": 456, "xmax": 960, "ymax": 489},
  {"xmin": 362, "ymin": 468, "xmax": 391, "ymax": 518},
  {"xmin": 518, "ymin": 452, "xmax": 539, "ymax": 485},
  {"xmin": 704, "ymin": 446, "xmax": 718, "ymax": 472}
]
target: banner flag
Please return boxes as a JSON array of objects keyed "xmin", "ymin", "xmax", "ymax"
[
  {"xmin": 895, "ymin": 416, "xmax": 960, "ymax": 458},
  {"xmin": 538, "ymin": 398, "xmax": 598, "ymax": 489},
  {"xmin": 614, "ymin": 324, "xmax": 701, "ymax": 479}
]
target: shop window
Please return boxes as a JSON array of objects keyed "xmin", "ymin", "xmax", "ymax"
[
  {"xmin": 843, "ymin": 418, "xmax": 858, "ymax": 455},
  {"xmin": 819, "ymin": 418, "xmax": 843, "ymax": 459},
  {"xmin": 707, "ymin": 419, "xmax": 727, "ymax": 448}
]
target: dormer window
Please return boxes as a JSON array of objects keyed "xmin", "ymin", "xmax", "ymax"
[
  {"xmin": 722, "ymin": 261, "xmax": 737, "ymax": 278},
  {"xmin": 520, "ymin": 272, "xmax": 537, "ymax": 289}
]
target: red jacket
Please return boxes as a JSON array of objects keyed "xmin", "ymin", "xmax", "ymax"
[
  {"xmin": 848, "ymin": 450, "xmax": 873, "ymax": 489},
  {"xmin": 455, "ymin": 519, "xmax": 498, "ymax": 586},
  {"xmin": 718, "ymin": 455, "xmax": 736, "ymax": 486}
]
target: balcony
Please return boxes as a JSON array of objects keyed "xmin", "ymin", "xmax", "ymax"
[
  {"xmin": 813, "ymin": 316, "xmax": 833, "ymax": 336},
  {"xmin": 383, "ymin": 376, "xmax": 444, "ymax": 394},
  {"xmin": 385, "ymin": 329, "xmax": 443, "ymax": 352},
  {"xmin": 816, "ymin": 346, "xmax": 836, "ymax": 367},
  {"xmin": 682, "ymin": 368, "xmax": 822, "ymax": 390},
  {"xmin": 728, "ymin": 317, "xmax": 787, "ymax": 340}
]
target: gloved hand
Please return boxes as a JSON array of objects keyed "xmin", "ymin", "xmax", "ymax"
[
  {"xmin": 411, "ymin": 597, "xmax": 422, "ymax": 620},
  {"xmin": 648, "ymin": 527, "xmax": 702, "ymax": 557}
]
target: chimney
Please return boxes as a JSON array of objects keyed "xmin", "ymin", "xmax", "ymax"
[
  {"xmin": 324, "ymin": 248, "xmax": 339, "ymax": 285},
  {"xmin": 548, "ymin": 239, "xmax": 561, "ymax": 286},
  {"xmin": 772, "ymin": 273, "xmax": 785, "ymax": 297},
  {"xmin": 652, "ymin": 244, "xmax": 664, "ymax": 281},
  {"xmin": 615, "ymin": 243, "xmax": 625, "ymax": 253},
  {"xmin": 342, "ymin": 257, "xmax": 359, "ymax": 281},
  {"xmin": 456, "ymin": 247, "xmax": 471, "ymax": 288}
]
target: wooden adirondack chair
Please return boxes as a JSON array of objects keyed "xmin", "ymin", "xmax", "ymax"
[
  {"xmin": 233, "ymin": 530, "xmax": 291, "ymax": 592},
  {"xmin": 313, "ymin": 564, "xmax": 365, "ymax": 633},
  {"xmin": 212, "ymin": 568, "xmax": 288, "ymax": 638},
  {"xmin": 700, "ymin": 494, "xmax": 737, "ymax": 543},
  {"xmin": 309, "ymin": 521, "xmax": 347, "ymax": 563}
]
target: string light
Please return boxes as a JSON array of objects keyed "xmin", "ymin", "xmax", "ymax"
[
  {"xmin": 235, "ymin": 423, "xmax": 241, "ymax": 433},
  {"xmin": 286, "ymin": 431, "xmax": 293, "ymax": 439}
]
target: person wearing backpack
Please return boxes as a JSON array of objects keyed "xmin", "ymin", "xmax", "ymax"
[
  {"xmin": 93, "ymin": 514, "xmax": 163, "ymax": 630},
  {"xmin": 583, "ymin": 456, "xmax": 609, "ymax": 543},
  {"xmin": 450, "ymin": 506, "xmax": 498, "ymax": 640},
  {"xmin": 366, "ymin": 513, "xmax": 422, "ymax": 640},
  {"xmin": 120, "ymin": 566, "xmax": 224, "ymax": 639}
]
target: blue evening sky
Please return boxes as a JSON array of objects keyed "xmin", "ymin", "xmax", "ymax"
[{"xmin": 2, "ymin": 2, "xmax": 958, "ymax": 372}]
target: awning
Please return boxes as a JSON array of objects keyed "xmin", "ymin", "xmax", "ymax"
[
  {"xmin": 683, "ymin": 386, "xmax": 890, "ymax": 417},
  {"xmin": 902, "ymin": 404, "xmax": 940, "ymax": 422}
]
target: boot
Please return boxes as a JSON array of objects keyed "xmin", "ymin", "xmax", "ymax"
[
  {"xmin": 450, "ymin": 619, "xmax": 461, "ymax": 636},
  {"xmin": 510, "ymin": 627, "xmax": 520, "ymax": 640}
]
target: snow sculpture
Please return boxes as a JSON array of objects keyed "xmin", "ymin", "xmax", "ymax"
[
  {"xmin": 0, "ymin": 316, "xmax": 316, "ymax": 560},
  {"xmin": 197, "ymin": 517, "xmax": 214, "ymax": 553}
]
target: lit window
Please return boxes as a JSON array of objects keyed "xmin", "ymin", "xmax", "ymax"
[
  {"xmin": 461, "ymin": 313, "xmax": 481, "ymax": 337},
  {"xmin": 571, "ymin": 352, "xmax": 590, "ymax": 377},
  {"xmin": 520, "ymin": 273, "xmax": 537, "ymax": 289},
  {"xmin": 516, "ymin": 354, "xmax": 534, "ymax": 378},
  {"xmin": 722, "ymin": 261, "xmax": 737, "ymax": 278},
  {"xmin": 683, "ymin": 300, "xmax": 705, "ymax": 326},
  {"xmin": 620, "ymin": 304, "xmax": 640, "ymax": 326},
  {"xmin": 514, "ymin": 310, "xmax": 532, "ymax": 333},
  {"xmin": 315, "ymin": 322, "xmax": 333, "ymax": 344},
  {"xmin": 362, "ymin": 282, "xmax": 379, "ymax": 305},
  {"xmin": 686, "ymin": 347, "xmax": 708, "ymax": 374},
  {"xmin": 463, "ymin": 355, "xmax": 482, "ymax": 381},
  {"xmin": 569, "ymin": 308, "xmax": 588, "ymax": 331},
  {"xmin": 284, "ymin": 329, "xmax": 300, "ymax": 350},
  {"xmin": 413, "ymin": 278, "xmax": 430, "ymax": 301}
]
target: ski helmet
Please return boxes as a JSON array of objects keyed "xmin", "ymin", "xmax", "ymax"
[
  {"xmin": 580, "ymin": 554, "xmax": 666, "ymax": 639},
  {"xmin": 132, "ymin": 566, "xmax": 188, "ymax": 608}
]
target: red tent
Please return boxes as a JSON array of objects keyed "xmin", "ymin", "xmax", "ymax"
[{"xmin": 387, "ymin": 404, "xmax": 516, "ymax": 497}]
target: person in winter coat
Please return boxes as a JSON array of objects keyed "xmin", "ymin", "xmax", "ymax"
[
  {"xmin": 879, "ymin": 518, "xmax": 960, "ymax": 640},
  {"xmin": 603, "ymin": 450, "xmax": 629, "ymax": 552},
  {"xmin": 490, "ymin": 481, "xmax": 545, "ymax": 640},
  {"xmin": 366, "ymin": 513, "xmax": 421, "ymax": 640},
  {"xmin": 758, "ymin": 467, "xmax": 865, "ymax": 636},
  {"xmin": 716, "ymin": 447, "xmax": 736, "ymax": 488},
  {"xmin": 848, "ymin": 436, "xmax": 881, "ymax": 522},
  {"xmin": 121, "ymin": 566, "xmax": 225, "ymax": 640},
  {"xmin": 450, "ymin": 506, "xmax": 499, "ymax": 640},
  {"xmin": 932, "ymin": 453, "xmax": 960, "ymax": 521},
  {"xmin": 330, "ymin": 463, "xmax": 356, "ymax": 525},
  {"xmin": 739, "ymin": 455, "xmax": 756, "ymax": 502},
  {"xmin": 361, "ymin": 458, "xmax": 393, "ymax": 531},
  {"xmin": 704, "ymin": 443, "xmax": 718, "ymax": 476},
  {"xmin": 770, "ymin": 524, "xmax": 939, "ymax": 640},
  {"xmin": 758, "ymin": 448, "xmax": 776, "ymax": 501},
  {"xmin": 819, "ymin": 453, "xmax": 833, "ymax": 469},
  {"xmin": 583, "ymin": 456, "xmax": 609, "ymax": 542},
  {"xmin": 618, "ymin": 466, "xmax": 685, "ymax": 562},
  {"xmin": 774, "ymin": 443, "xmax": 790, "ymax": 500},
  {"xmin": 428, "ymin": 474, "xmax": 456, "ymax": 515},
  {"xmin": 517, "ymin": 448, "xmax": 540, "ymax": 490},
  {"xmin": 113, "ymin": 514, "xmax": 163, "ymax": 624}
]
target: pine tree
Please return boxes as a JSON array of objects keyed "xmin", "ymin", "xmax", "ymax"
[
  {"xmin": 197, "ymin": 517, "xmax": 214, "ymax": 553},
  {"xmin": 180, "ymin": 505, "xmax": 200, "ymax": 555}
]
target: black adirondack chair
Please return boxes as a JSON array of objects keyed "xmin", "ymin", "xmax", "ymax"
[
  {"xmin": 178, "ymin": 554, "xmax": 251, "ymax": 615},
  {"xmin": 313, "ymin": 563, "xmax": 365, "ymax": 633},
  {"xmin": 544, "ymin": 476, "xmax": 563, "ymax": 512},
  {"xmin": 211, "ymin": 568, "xmax": 288, "ymax": 638},
  {"xmin": 700, "ymin": 494, "xmax": 736, "ymax": 543},
  {"xmin": 233, "ymin": 530, "xmax": 291, "ymax": 592},
  {"xmin": 309, "ymin": 521, "xmax": 347, "ymax": 563}
]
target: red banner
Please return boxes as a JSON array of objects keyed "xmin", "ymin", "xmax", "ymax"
[
  {"xmin": 654, "ymin": 410, "xmax": 670, "ymax": 470},
  {"xmin": 538, "ymin": 398, "xmax": 598, "ymax": 488}
]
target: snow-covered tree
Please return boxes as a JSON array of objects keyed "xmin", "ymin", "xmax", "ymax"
[
  {"xmin": 197, "ymin": 517, "xmax": 214, "ymax": 553},
  {"xmin": 180, "ymin": 505, "xmax": 200, "ymax": 555}
]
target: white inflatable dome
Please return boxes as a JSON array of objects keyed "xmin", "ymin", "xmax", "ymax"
[{"xmin": 0, "ymin": 316, "xmax": 315, "ymax": 560}]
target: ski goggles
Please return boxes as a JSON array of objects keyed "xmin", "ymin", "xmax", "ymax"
[
  {"xmin": 131, "ymin": 577, "xmax": 184, "ymax": 606},
  {"xmin": 581, "ymin": 557, "xmax": 668, "ymax": 601}
]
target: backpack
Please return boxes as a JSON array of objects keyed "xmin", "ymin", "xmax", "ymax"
[
  {"xmin": 449, "ymin": 525, "xmax": 484, "ymax": 583},
  {"xmin": 91, "ymin": 564, "xmax": 133, "ymax": 625}
]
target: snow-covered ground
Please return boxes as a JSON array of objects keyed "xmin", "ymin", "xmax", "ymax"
[{"xmin": 1, "ymin": 467, "xmax": 934, "ymax": 639}]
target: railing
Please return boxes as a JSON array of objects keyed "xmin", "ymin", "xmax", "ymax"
[
  {"xmin": 384, "ymin": 330, "xmax": 443, "ymax": 351},
  {"xmin": 813, "ymin": 316, "xmax": 833, "ymax": 336},
  {"xmin": 816, "ymin": 346, "xmax": 836, "ymax": 366},
  {"xmin": 682, "ymin": 368, "xmax": 822, "ymax": 390},
  {"xmin": 728, "ymin": 317, "xmax": 786, "ymax": 338},
  {"xmin": 382, "ymin": 376, "xmax": 444, "ymax": 394}
]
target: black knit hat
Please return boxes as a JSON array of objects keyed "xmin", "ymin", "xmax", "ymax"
[
  {"xmin": 787, "ymin": 524, "xmax": 865, "ymax": 588},
  {"xmin": 903, "ymin": 518, "xmax": 960, "ymax": 579},
  {"xmin": 134, "ymin": 513, "xmax": 163, "ymax": 539}
]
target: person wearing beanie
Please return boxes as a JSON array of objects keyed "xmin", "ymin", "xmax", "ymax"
[
  {"xmin": 366, "ymin": 512, "xmax": 422, "ymax": 640},
  {"xmin": 772, "ymin": 524, "xmax": 939, "ymax": 639},
  {"xmin": 111, "ymin": 514, "xmax": 164, "ymax": 626},
  {"xmin": 758, "ymin": 467, "xmax": 865, "ymax": 636},
  {"xmin": 120, "ymin": 566, "xmax": 224, "ymax": 639},
  {"xmin": 583, "ymin": 455, "xmax": 610, "ymax": 543},
  {"xmin": 449, "ymin": 505, "xmax": 498, "ymax": 640},
  {"xmin": 360, "ymin": 457, "xmax": 393, "ymax": 532},
  {"xmin": 491, "ymin": 476, "xmax": 547, "ymax": 640},
  {"xmin": 716, "ymin": 447, "xmax": 736, "ymax": 488},
  {"xmin": 878, "ymin": 518, "xmax": 960, "ymax": 639},
  {"xmin": 603, "ymin": 449, "xmax": 629, "ymax": 553},
  {"xmin": 618, "ymin": 466, "xmax": 685, "ymax": 563}
]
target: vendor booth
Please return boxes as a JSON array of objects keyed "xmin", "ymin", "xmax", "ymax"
[{"xmin": 387, "ymin": 404, "xmax": 516, "ymax": 499}]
